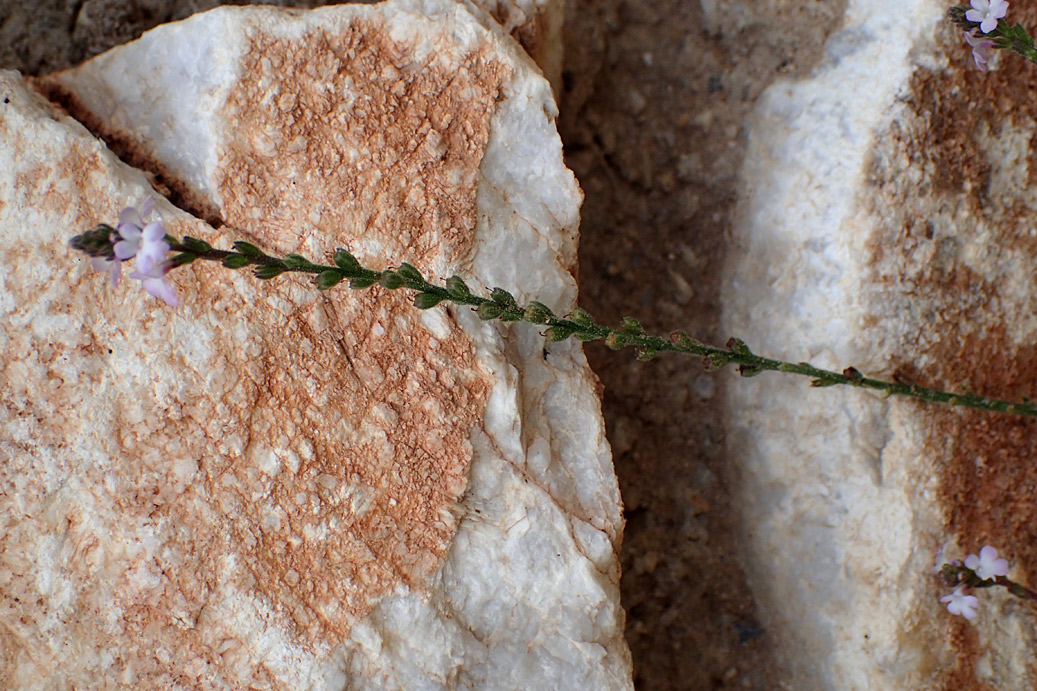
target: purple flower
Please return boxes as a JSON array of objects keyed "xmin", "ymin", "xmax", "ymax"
[
  {"xmin": 966, "ymin": 0, "xmax": 1008, "ymax": 34},
  {"xmin": 128, "ymin": 258, "xmax": 178, "ymax": 307},
  {"xmin": 964, "ymin": 545, "xmax": 1010, "ymax": 580},
  {"xmin": 93, "ymin": 197, "xmax": 179, "ymax": 307},
  {"xmin": 113, "ymin": 196, "xmax": 157, "ymax": 261},
  {"xmin": 127, "ymin": 222, "xmax": 178, "ymax": 307},
  {"xmin": 940, "ymin": 585, "xmax": 979, "ymax": 620},
  {"xmin": 132, "ymin": 221, "xmax": 170, "ymax": 275},
  {"xmin": 964, "ymin": 30, "xmax": 997, "ymax": 71},
  {"xmin": 117, "ymin": 196, "xmax": 155, "ymax": 234},
  {"xmin": 91, "ymin": 196, "xmax": 155, "ymax": 285},
  {"xmin": 91, "ymin": 255, "xmax": 123, "ymax": 288}
]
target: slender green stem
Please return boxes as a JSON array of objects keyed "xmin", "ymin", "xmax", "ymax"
[
  {"xmin": 941, "ymin": 563, "xmax": 1037, "ymax": 602},
  {"xmin": 170, "ymin": 236, "xmax": 1037, "ymax": 419},
  {"xmin": 69, "ymin": 225, "xmax": 1037, "ymax": 419}
]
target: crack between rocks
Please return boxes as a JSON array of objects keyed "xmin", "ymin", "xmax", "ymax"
[{"xmin": 67, "ymin": 0, "xmax": 85, "ymax": 35}]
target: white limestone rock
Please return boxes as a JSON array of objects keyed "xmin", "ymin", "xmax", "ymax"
[
  {"xmin": 725, "ymin": 0, "xmax": 1037, "ymax": 687},
  {"xmin": 0, "ymin": 1, "xmax": 630, "ymax": 688}
]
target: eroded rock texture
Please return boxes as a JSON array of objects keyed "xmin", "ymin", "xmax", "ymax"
[
  {"xmin": 0, "ymin": 1, "xmax": 630, "ymax": 688},
  {"xmin": 725, "ymin": 0, "xmax": 1037, "ymax": 688}
]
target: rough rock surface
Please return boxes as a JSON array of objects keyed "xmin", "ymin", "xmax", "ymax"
[
  {"xmin": 0, "ymin": 0, "xmax": 564, "ymax": 96},
  {"xmin": 0, "ymin": 1, "xmax": 630, "ymax": 688},
  {"xmin": 725, "ymin": 0, "xmax": 1037, "ymax": 688}
]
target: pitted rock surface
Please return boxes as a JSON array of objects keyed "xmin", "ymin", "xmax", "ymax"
[
  {"xmin": 0, "ymin": 69, "xmax": 492, "ymax": 688},
  {"xmin": 2, "ymin": 2, "xmax": 630, "ymax": 689},
  {"xmin": 218, "ymin": 22, "xmax": 508, "ymax": 271}
]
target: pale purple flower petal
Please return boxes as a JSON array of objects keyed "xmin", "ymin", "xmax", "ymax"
[
  {"xmin": 118, "ymin": 206, "xmax": 144, "ymax": 230},
  {"xmin": 128, "ymin": 260, "xmax": 179, "ymax": 307},
  {"xmin": 141, "ymin": 221, "xmax": 165, "ymax": 243},
  {"xmin": 964, "ymin": 30, "xmax": 996, "ymax": 71},
  {"xmin": 114, "ymin": 197, "xmax": 157, "ymax": 260},
  {"xmin": 127, "ymin": 217, "xmax": 178, "ymax": 307},
  {"xmin": 128, "ymin": 255, "xmax": 167, "ymax": 281},
  {"xmin": 135, "ymin": 222, "xmax": 170, "ymax": 273},
  {"xmin": 940, "ymin": 586, "xmax": 979, "ymax": 620},
  {"xmin": 113, "ymin": 230, "xmax": 142, "ymax": 260},
  {"xmin": 966, "ymin": 0, "xmax": 1008, "ymax": 34},
  {"xmin": 91, "ymin": 256, "xmax": 123, "ymax": 288},
  {"xmin": 964, "ymin": 545, "xmax": 1010, "ymax": 580},
  {"xmin": 141, "ymin": 276, "xmax": 179, "ymax": 307},
  {"xmin": 135, "ymin": 247, "xmax": 170, "ymax": 276},
  {"xmin": 90, "ymin": 196, "xmax": 177, "ymax": 306}
]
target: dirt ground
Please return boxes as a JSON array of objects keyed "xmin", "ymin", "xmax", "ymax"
[
  {"xmin": 0, "ymin": 0, "xmax": 849, "ymax": 687},
  {"xmin": 561, "ymin": 1, "xmax": 846, "ymax": 687}
]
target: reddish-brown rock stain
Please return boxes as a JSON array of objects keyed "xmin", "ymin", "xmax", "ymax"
[
  {"xmin": 865, "ymin": 10, "xmax": 1037, "ymax": 689},
  {"xmin": 218, "ymin": 22, "xmax": 509, "ymax": 270},
  {"xmin": 4, "ymin": 15, "xmax": 506, "ymax": 689},
  {"xmin": 122, "ymin": 20, "xmax": 509, "ymax": 655}
]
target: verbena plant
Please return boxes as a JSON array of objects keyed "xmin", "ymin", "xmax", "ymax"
[{"xmin": 68, "ymin": 1, "xmax": 1037, "ymax": 624}]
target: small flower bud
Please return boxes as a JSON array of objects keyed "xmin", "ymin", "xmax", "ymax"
[
  {"xmin": 570, "ymin": 307, "xmax": 594, "ymax": 326},
  {"xmin": 726, "ymin": 337, "xmax": 752, "ymax": 355},
  {"xmin": 491, "ymin": 288, "xmax": 518, "ymax": 308},
  {"xmin": 670, "ymin": 330, "xmax": 700, "ymax": 350},
  {"xmin": 181, "ymin": 236, "xmax": 212, "ymax": 253},
  {"xmin": 621, "ymin": 317, "xmax": 644, "ymax": 335},
  {"xmin": 379, "ymin": 271, "xmax": 404, "ymax": 289},
  {"xmin": 232, "ymin": 241, "xmax": 263, "ymax": 257},
  {"xmin": 635, "ymin": 347, "xmax": 658, "ymax": 361},
  {"xmin": 413, "ymin": 292, "xmax": 446, "ymax": 309},
  {"xmin": 168, "ymin": 252, "xmax": 197, "ymax": 268},
  {"xmin": 69, "ymin": 224, "xmax": 118, "ymax": 258},
  {"xmin": 349, "ymin": 276, "xmax": 378, "ymax": 289},
  {"xmin": 477, "ymin": 302, "xmax": 502, "ymax": 320},
  {"xmin": 843, "ymin": 367, "xmax": 863, "ymax": 383},
  {"xmin": 703, "ymin": 355, "xmax": 729, "ymax": 371},
  {"xmin": 738, "ymin": 364, "xmax": 764, "ymax": 377},
  {"xmin": 222, "ymin": 254, "xmax": 251, "ymax": 269},
  {"xmin": 315, "ymin": 270, "xmax": 344, "ymax": 290},
  {"xmin": 254, "ymin": 264, "xmax": 286, "ymax": 280},
  {"xmin": 446, "ymin": 276, "xmax": 471, "ymax": 298},
  {"xmin": 283, "ymin": 253, "xmax": 312, "ymax": 269},
  {"xmin": 334, "ymin": 249, "xmax": 360, "ymax": 270},
  {"xmin": 524, "ymin": 301, "xmax": 553, "ymax": 324},
  {"xmin": 396, "ymin": 263, "xmax": 424, "ymax": 283},
  {"xmin": 545, "ymin": 325, "xmax": 576, "ymax": 342},
  {"xmin": 940, "ymin": 563, "xmax": 963, "ymax": 588}
]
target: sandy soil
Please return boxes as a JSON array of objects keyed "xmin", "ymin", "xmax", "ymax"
[
  {"xmin": 0, "ymin": 0, "xmax": 849, "ymax": 687},
  {"xmin": 559, "ymin": 1, "xmax": 847, "ymax": 687}
]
